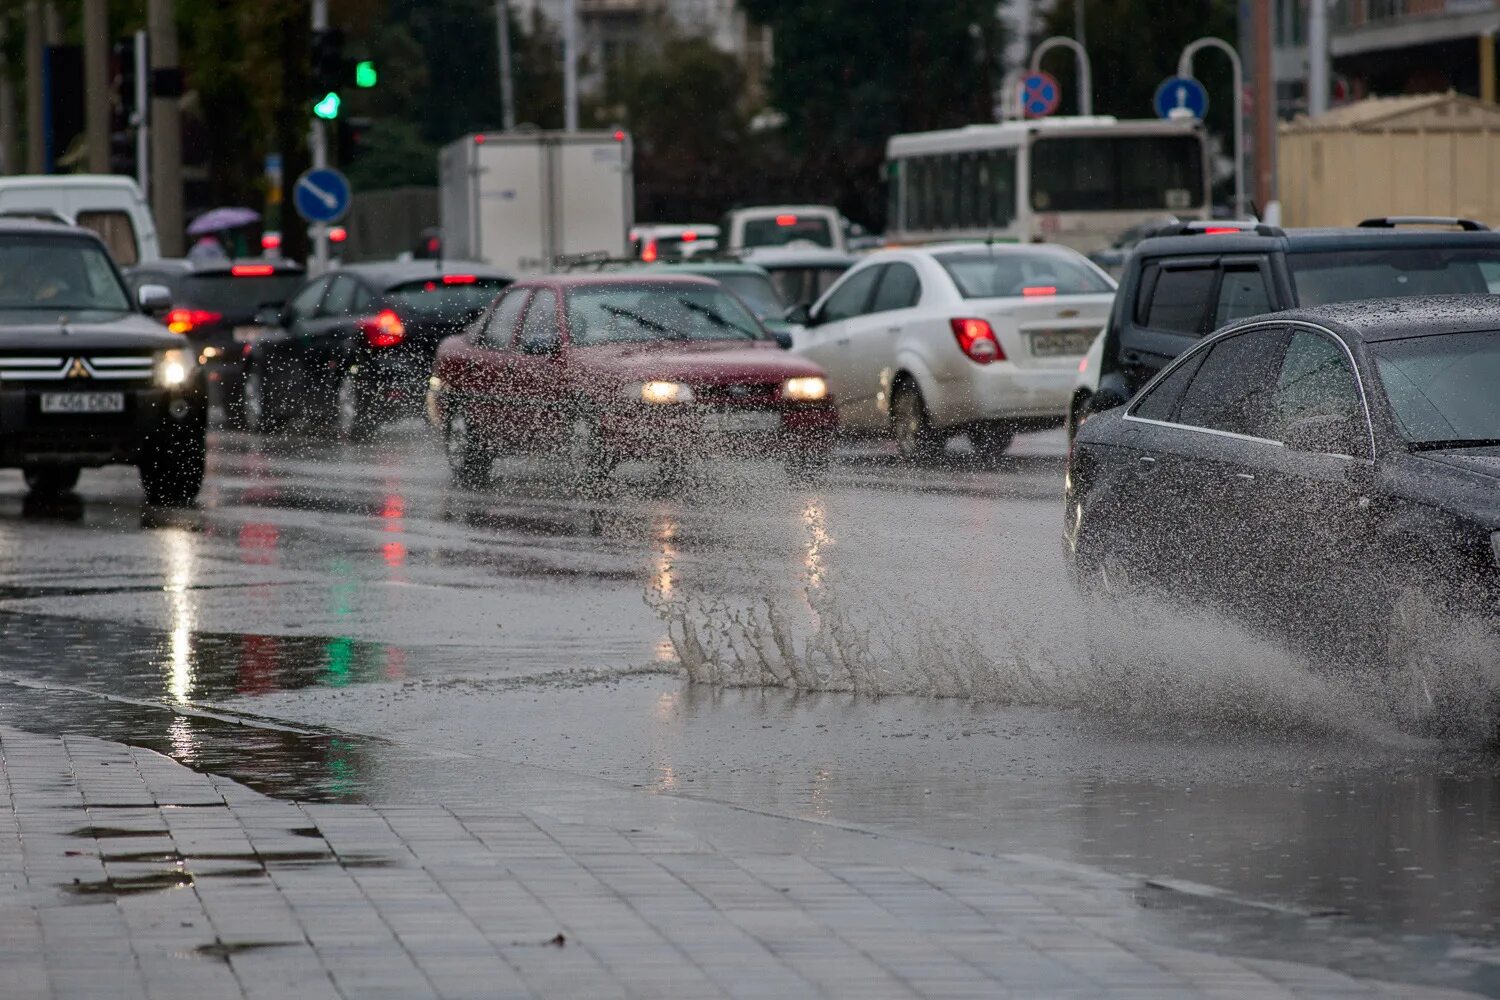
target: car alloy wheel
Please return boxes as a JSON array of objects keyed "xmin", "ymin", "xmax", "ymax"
[
  {"xmin": 567, "ymin": 416, "xmax": 612, "ymax": 492},
  {"xmin": 891, "ymin": 383, "xmax": 940, "ymax": 461},
  {"xmin": 446, "ymin": 410, "xmax": 478, "ymax": 480}
]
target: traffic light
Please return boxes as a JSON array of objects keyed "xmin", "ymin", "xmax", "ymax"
[
  {"xmin": 313, "ymin": 92, "xmax": 341, "ymax": 121},
  {"xmin": 312, "ymin": 28, "xmax": 346, "ymax": 92},
  {"xmin": 355, "ymin": 61, "xmax": 377, "ymax": 88},
  {"xmin": 338, "ymin": 116, "xmax": 372, "ymax": 162}
]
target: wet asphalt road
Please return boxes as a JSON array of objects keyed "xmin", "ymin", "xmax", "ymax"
[{"xmin": 0, "ymin": 423, "xmax": 1497, "ymax": 995}]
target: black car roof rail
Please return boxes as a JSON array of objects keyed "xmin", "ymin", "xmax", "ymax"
[{"xmin": 1356, "ymin": 216, "xmax": 1489, "ymax": 231}]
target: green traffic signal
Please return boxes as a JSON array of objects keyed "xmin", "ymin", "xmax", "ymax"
[
  {"xmin": 314, "ymin": 91, "xmax": 341, "ymax": 120},
  {"xmin": 355, "ymin": 61, "xmax": 377, "ymax": 88}
]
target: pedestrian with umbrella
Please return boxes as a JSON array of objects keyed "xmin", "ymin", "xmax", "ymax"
[{"xmin": 186, "ymin": 207, "xmax": 261, "ymax": 264}]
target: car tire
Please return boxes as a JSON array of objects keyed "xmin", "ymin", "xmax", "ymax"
[
  {"xmin": 891, "ymin": 381, "xmax": 942, "ymax": 461},
  {"xmin": 243, "ymin": 363, "xmax": 282, "ymax": 434},
  {"xmin": 969, "ymin": 422, "xmax": 1015, "ymax": 465},
  {"xmin": 336, "ymin": 371, "xmax": 376, "ymax": 443},
  {"xmin": 445, "ymin": 407, "xmax": 489, "ymax": 485},
  {"xmin": 138, "ymin": 427, "xmax": 206, "ymax": 507},
  {"xmin": 567, "ymin": 415, "xmax": 615, "ymax": 494},
  {"xmin": 23, "ymin": 466, "xmax": 80, "ymax": 496}
]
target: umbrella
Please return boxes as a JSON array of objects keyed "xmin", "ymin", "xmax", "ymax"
[{"xmin": 187, "ymin": 207, "xmax": 261, "ymax": 236}]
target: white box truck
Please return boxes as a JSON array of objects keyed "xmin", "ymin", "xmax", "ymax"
[{"xmin": 439, "ymin": 130, "xmax": 633, "ymax": 274}]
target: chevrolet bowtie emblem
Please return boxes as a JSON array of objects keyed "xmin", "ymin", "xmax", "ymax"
[{"xmin": 66, "ymin": 358, "xmax": 89, "ymax": 379}]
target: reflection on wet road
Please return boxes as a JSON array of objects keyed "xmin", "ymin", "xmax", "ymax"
[{"xmin": 0, "ymin": 425, "xmax": 1497, "ymax": 996}]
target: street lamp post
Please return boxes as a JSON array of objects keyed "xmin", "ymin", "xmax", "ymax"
[
  {"xmin": 310, "ymin": 0, "xmax": 329, "ymax": 274},
  {"xmin": 1178, "ymin": 37, "xmax": 1247, "ymax": 220},
  {"xmin": 1029, "ymin": 37, "xmax": 1092, "ymax": 116}
]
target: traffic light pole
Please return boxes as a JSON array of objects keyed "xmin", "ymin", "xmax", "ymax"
[
  {"xmin": 134, "ymin": 31, "xmax": 149, "ymax": 197},
  {"xmin": 309, "ymin": 0, "xmax": 330, "ymax": 275}
]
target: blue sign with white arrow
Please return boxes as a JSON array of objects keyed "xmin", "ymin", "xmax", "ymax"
[
  {"xmin": 293, "ymin": 167, "xmax": 352, "ymax": 224},
  {"xmin": 1153, "ymin": 76, "xmax": 1209, "ymax": 120}
]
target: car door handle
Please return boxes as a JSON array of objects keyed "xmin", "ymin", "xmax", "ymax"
[
  {"xmin": 836, "ymin": 337, "xmax": 851, "ymax": 346},
  {"xmin": 1137, "ymin": 455, "xmax": 1157, "ymax": 471},
  {"xmin": 886, "ymin": 326, "xmax": 901, "ymax": 334},
  {"xmin": 1234, "ymin": 472, "xmax": 1256, "ymax": 482},
  {"xmin": 1123, "ymin": 351, "xmax": 1145, "ymax": 365}
]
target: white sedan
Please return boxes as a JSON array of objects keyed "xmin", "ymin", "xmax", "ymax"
[{"xmin": 789, "ymin": 243, "xmax": 1116, "ymax": 459}]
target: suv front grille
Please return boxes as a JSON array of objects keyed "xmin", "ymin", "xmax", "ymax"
[{"xmin": 0, "ymin": 354, "xmax": 156, "ymax": 382}]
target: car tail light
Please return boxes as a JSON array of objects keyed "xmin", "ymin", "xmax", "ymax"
[
  {"xmin": 775, "ymin": 214, "xmax": 798, "ymax": 227},
  {"xmin": 1202, "ymin": 226, "xmax": 1241, "ymax": 234},
  {"xmin": 642, "ymin": 238, "xmax": 659, "ymax": 262},
  {"xmin": 441, "ymin": 273, "xmax": 477, "ymax": 285},
  {"xmin": 329, "ymin": 226, "xmax": 348, "ymax": 244},
  {"xmin": 950, "ymin": 318, "xmax": 1003, "ymax": 364},
  {"xmin": 166, "ymin": 308, "xmax": 224, "ymax": 334},
  {"xmin": 260, "ymin": 233, "xmax": 282, "ymax": 250},
  {"xmin": 681, "ymin": 230, "xmax": 697, "ymax": 242},
  {"xmin": 360, "ymin": 309, "xmax": 406, "ymax": 348},
  {"xmin": 231, "ymin": 264, "xmax": 275, "ymax": 277},
  {"xmin": 1022, "ymin": 285, "xmax": 1057, "ymax": 297}
]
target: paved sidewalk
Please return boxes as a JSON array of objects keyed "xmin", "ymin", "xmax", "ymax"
[{"xmin": 0, "ymin": 726, "xmax": 1476, "ymax": 999}]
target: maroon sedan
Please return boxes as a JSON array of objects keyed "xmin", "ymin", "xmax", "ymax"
[{"xmin": 428, "ymin": 275, "xmax": 837, "ymax": 485}]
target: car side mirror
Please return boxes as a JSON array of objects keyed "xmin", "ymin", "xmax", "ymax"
[
  {"xmin": 1284, "ymin": 413, "xmax": 1362, "ymax": 457},
  {"xmin": 771, "ymin": 330, "xmax": 793, "ymax": 350},
  {"xmin": 253, "ymin": 304, "xmax": 285, "ymax": 327},
  {"xmin": 518, "ymin": 336, "xmax": 561, "ymax": 356},
  {"xmin": 784, "ymin": 302, "xmax": 813, "ymax": 326},
  {"xmin": 137, "ymin": 283, "xmax": 172, "ymax": 316}
]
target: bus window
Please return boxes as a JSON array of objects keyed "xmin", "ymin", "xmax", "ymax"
[
  {"xmin": 1029, "ymin": 135, "xmax": 1203, "ymax": 213},
  {"xmin": 988, "ymin": 149, "xmax": 1017, "ymax": 228}
]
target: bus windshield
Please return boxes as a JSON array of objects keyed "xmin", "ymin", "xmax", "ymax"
[{"xmin": 1029, "ymin": 135, "xmax": 1203, "ymax": 213}]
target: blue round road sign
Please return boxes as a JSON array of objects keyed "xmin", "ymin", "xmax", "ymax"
[
  {"xmin": 1021, "ymin": 71, "xmax": 1061, "ymax": 119},
  {"xmin": 1153, "ymin": 76, "xmax": 1209, "ymax": 120},
  {"xmin": 293, "ymin": 167, "xmax": 352, "ymax": 224}
]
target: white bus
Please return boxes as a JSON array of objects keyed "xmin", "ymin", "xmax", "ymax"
[{"xmin": 885, "ymin": 117, "xmax": 1211, "ymax": 253}]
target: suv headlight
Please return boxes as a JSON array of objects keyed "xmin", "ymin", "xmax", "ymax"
[
  {"xmin": 782, "ymin": 376, "xmax": 829, "ymax": 402},
  {"xmin": 157, "ymin": 348, "xmax": 195, "ymax": 388},
  {"xmin": 627, "ymin": 380, "xmax": 694, "ymax": 404}
]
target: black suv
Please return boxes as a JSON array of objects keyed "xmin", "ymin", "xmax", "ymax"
[
  {"xmin": 0, "ymin": 222, "xmax": 206, "ymax": 503},
  {"xmin": 1069, "ymin": 217, "xmax": 1500, "ymax": 437}
]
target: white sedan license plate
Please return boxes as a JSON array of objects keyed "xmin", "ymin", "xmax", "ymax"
[
  {"xmin": 703, "ymin": 411, "xmax": 781, "ymax": 434},
  {"xmin": 41, "ymin": 392, "xmax": 125, "ymax": 414},
  {"xmin": 1030, "ymin": 330, "xmax": 1095, "ymax": 357}
]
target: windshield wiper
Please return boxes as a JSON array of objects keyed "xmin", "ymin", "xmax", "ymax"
[
  {"xmin": 678, "ymin": 299, "xmax": 756, "ymax": 339},
  {"xmin": 1408, "ymin": 438, "xmax": 1500, "ymax": 452},
  {"xmin": 601, "ymin": 304, "xmax": 675, "ymax": 336}
]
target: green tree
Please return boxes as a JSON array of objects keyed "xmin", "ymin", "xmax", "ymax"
[{"xmin": 742, "ymin": 0, "xmax": 1002, "ymax": 227}]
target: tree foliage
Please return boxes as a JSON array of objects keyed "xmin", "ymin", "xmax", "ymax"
[{"xmin": 741, "ymin": 0, "xmax": 1002, "ymax": 227}]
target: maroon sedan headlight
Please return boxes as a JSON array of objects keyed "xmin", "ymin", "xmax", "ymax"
[
  {"xmin": 781, "ymin": 376, "xmax": 829, "ymax": 402},
  {"xmin": 625, "ymin": 380, "xmax": 696, "ymax": 405}
]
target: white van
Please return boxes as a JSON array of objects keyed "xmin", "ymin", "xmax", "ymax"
[
  {"xmin": 0, "ymin": 175, "xmax": 160, "ymax": 265},
  {"xmin": 722, "ymin": 205, "xmax": 847, "ymax": 255}
]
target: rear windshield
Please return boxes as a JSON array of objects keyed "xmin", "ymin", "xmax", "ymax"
[
  {"xmin": 182, "ymin": 272, "xmax": 304, "ymax": 321},
  {"xmin": 387, "ymin": 278, "xmax": 510, "ymax": 321},
  {"xmin": 567, "ymin": 284, "xmax": 765, "ymax": 345},
  {"xmin": 935, "ymin": 250, "xmax": 1113, "ymax": 298},
  {"xmin": 766, "ymin": 265, "xmax": 850, "ymax": 306},
  {"xmin": 1371, "ymin": 330, "xmax": 1500, "ymax": 445},
  {"xmin": 741, "ymin": 216, "xmax": 834, "ymax": 249},
  {"xmin": 1291, "ymin": 248, "xmax": 1500, "ymax": 306},
  {"xmin": 714, "ymin": 272, "xmax": 785, "ymax": 319}
]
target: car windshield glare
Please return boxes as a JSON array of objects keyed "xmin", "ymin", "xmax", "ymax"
[
  {"xmin": 1290, "ymin": 249, "xmax": 1500, "ymax": 306},
  {"xmin": 936, "ymin": 250, "xmax": 1113, "ymax": 299},
  {"xmin": 0, "ymin": 236, "xmax": 130, "ymax": 311},
  {"xmin": 567, "ymin": 285, "xmax": 765, "ymax": 345},
  {"xmin": 1371, "ymin": 330, "xmax": 1500, "ymax": 446}
]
